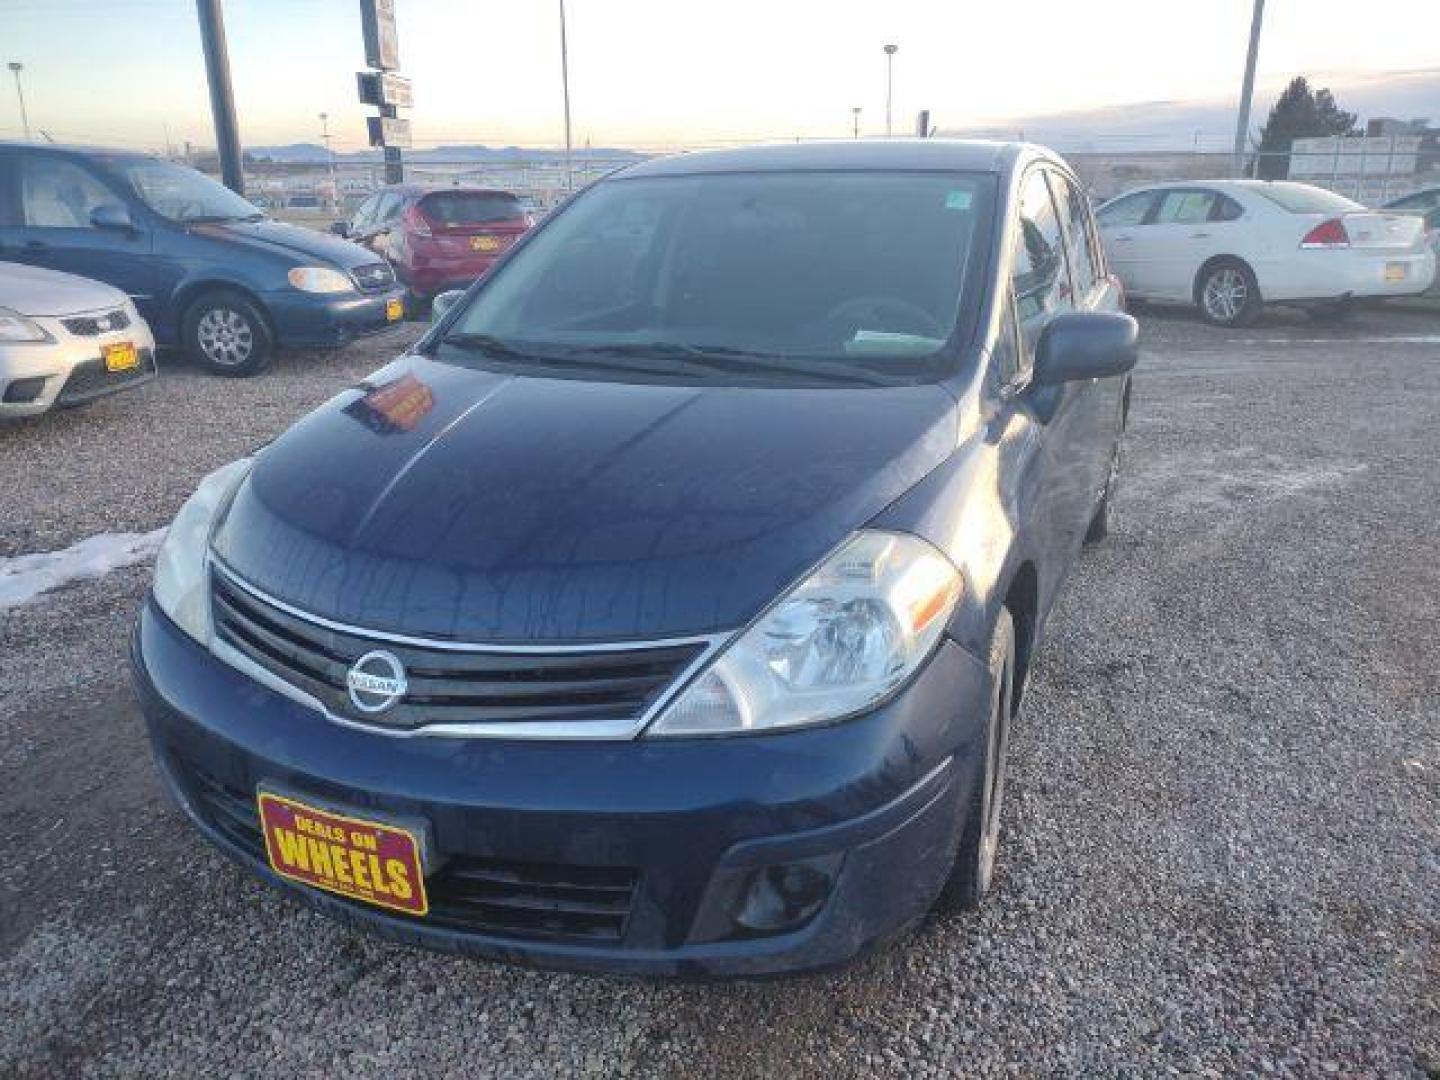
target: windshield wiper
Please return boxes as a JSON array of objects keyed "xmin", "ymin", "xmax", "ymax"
[
  {"xmin": 578, "ymin": 342, "xmax": 903, "ymax": 386},
  {"xmin": 179, "ymin": 212, "xmax": 263, "ymax": 224}
]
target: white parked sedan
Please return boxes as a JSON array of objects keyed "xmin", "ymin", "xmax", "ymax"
[
  {"xmin": 1095, "ymin": 179, "xmax": 1437, "ymax": 326},
  {"xmin": 0, "ymin": 262, "xmax": 157, "ymax": 417}
]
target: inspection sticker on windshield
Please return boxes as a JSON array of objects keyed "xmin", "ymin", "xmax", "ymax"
[
  {"xmin": 945, "ymin": 190, "xmax": 973, "ymax": 210},
  {"xmin": 257, "ymin": 791, "xmax": 428, "ymax": 916}
]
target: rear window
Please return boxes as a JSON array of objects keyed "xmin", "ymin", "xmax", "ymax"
[
  {"xmin": 420, "ymin": 191, "xmax": 523, "ymax": 225},
  {"xmin": 1248, "ymin": 182, "xmax": 1362, "ymax": 214}
]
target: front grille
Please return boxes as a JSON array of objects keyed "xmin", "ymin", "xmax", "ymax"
[
  {"xmin": 61, "ymin": 308, "xmax": 131, "ymax": 336},
  {"xmin": 351, "ymin": 262, "xmax": 396, "ymax": 292},
  {"xmin": 184, "ymin": 763, "xmax": 638, "ymax": 941},
  {"xmin": 55, "ymin": 348, "xmax": 156, "ymax": 406},
  {"xmin": 209, "ymin": 568, "xmax": 705, "ymax": 732}
]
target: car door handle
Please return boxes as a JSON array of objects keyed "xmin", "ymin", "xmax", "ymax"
[
  {"xmin": 23, "ymin": 239, "xmax": 49, "ymax": 250},
  {"xmin": 1190, "ymin": 231, "xmax": 1211, "ymax": 239},
  {"xmin": 1111, "ymin": 234, "xmax": 1133, "ymax": 243}
]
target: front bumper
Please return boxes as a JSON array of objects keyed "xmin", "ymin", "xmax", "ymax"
[
  {"xmin": 0, "ymin": 316, "xmax": 158, "ymax": 418},
  {"xmin": 262, "ymin": 287, "xmax": 409, "ymax": 349},
  {"xmin": 131, "ymin": 600, "xmax": 993, "ymax": 977}
]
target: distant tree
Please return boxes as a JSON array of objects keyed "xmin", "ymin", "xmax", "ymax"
[{"xmin": 1254, "ymin": 76, "xmax": 1358, "ymax": 178}]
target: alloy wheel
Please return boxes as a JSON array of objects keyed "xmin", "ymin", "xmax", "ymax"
[
  {"xmin": 196, "ymin": 308, "xmax": 255, "ymax": 367},
  {"xmin": 1202, "ymin": 267, "xmax": 1248, "ymax": 324}
]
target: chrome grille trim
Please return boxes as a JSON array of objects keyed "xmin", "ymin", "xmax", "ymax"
[{"xmin": 206, "ymin": 559, "xmax": 729, "ymax": 740}]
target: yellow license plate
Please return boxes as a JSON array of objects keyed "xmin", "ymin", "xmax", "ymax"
[
  {"xmin": 258, "ymin": 791, "xmax": 429, "ymax": 916},
  {"xmin": 385, "ymin": 297, "xmax": 404, "ymax": 321},
  {"xmin": 102, "ymin": 342, "xmax": 139, "ymax": 372},
  {"xmin": 471, "ymin": 235, "xmax": 502, "ymax": 253},
  {"xmin": 1384, "ymin": 262, "xmax": 1407, "ymax": 282}
]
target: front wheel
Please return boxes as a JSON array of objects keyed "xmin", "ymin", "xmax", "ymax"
[
  {"xmin": 182, "ymin": 289, "xmax": 273, "ymax": 376},
  {"xmin": 1196, "ymin": 260, "xmax": 1262, "ymax": 327},
  {"xmin": 935, "ymin": 607, "xmax": 1015, "ymax": 912}
]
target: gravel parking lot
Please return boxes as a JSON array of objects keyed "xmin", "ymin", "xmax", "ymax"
[{"xmin": 2, "ymin": 307, "xmax": 1437, "ymax": 1077}]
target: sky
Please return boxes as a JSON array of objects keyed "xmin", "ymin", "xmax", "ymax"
[{"xmin": 2, "ymin": 0, "xmax": 1438, "ymax": 152}]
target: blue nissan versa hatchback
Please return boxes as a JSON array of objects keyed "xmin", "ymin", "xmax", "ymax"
[
  {"xmin": 130, "ymin": 141, "xmax": 1137, "ymax": 977},
  {"xmin": 0, "ymin": 142, "xmax": 406, "ymax": 376}
]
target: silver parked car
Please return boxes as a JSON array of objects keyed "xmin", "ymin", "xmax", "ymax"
[{"xmin": 0, "ymin": 261, "xmax": 157, "ymax": 417}]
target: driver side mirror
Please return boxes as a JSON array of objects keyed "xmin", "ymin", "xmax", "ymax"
[
  {"xmin": 431, "ymin": 289, "xmax": 466, "ymax": 324},
  {"xmin": 90, "ymin": 202, "xmax": 136, "ymax": 233},
  {"xmin": 1032, "ymin": 311, "xmax": 1138, "ymax": 386},
  {"xmin": 329, "ymin": 220, "xmax": 350, "ymax": 238}
]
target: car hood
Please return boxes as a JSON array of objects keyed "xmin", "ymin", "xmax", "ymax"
[
  {"xmin": 189, "ymin": 217, "xmax": 381, "ymax": 271},
  {"xmin": 0, "ymin": 261, "xmax": 128, "ymax": 316},
  {"xmin": 214, "ymin": 356, "xmax": 958, "ymax": 642}
]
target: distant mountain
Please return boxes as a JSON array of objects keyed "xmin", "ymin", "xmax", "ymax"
[
  {"xmin": 250, "ymin": 142, "xmax": 646, "ymax": 164},
  {"xmin": 941, "ymin": 68, "xmax": 1440, "ymax": 152}
]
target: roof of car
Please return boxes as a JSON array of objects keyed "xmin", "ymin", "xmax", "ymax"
[
  {"xmin": 0, "ymin": 139, "xmax": 156, "ymax": 160},
  {"xmin": 374, "ymin": 183, "xmax": 521, "ymax": 197},
  {"xmin": 617, "ymin": 139, "xmax": 1034, "ymax": 179}
]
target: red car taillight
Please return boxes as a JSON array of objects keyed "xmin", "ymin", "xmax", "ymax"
[
  {"xmin": 403, "ymin": 203, "xmax": 433, "ymax": 239},
  {"xmin": 1299, "ymin": 218, "xmax": 1350, "ymax": 249}
]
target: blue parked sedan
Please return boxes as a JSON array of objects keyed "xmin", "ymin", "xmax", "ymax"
[
  {"xmin": 0, "ymin": 142, "xmax": 406, "ymax": 375},
  {"xmin": 130, "ymin": 140, "xmax": 1137, "ymax": 976}
]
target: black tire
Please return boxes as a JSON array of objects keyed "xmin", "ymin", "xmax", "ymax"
[
  {"xmin": 935, "ymin": 607, "xmax": 1016, "ymax": 912},
  {"xmin": 1195, "ymin": 259, "xmax": 1262, "ymax": 327},
  {"xmin": 182, "ymin": 289, "xmax": 273, "ymax": 376},
  {"xmin": 1085, "ymin": 439, "xmax": 1122, "ymax": 544},
  {"xmin": 404, "ymin": 288, "xmax": 431, "ymax": 320}
]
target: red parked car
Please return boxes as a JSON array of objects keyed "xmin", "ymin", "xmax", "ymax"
[{"xmin": 334, "ymin": 185, "xmax": 533, "ymax": 309}]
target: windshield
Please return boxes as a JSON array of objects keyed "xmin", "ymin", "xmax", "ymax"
[
  {"xmin": 445, "ymin": 170, "xmax": 993, "ymax": 380},
  {"xmin": 421, "ymin": 191, "xmax": 524, "ymax": 225},
  {"xmin": 113, "ymin": 158, "xmax": 263, "ymax": 222},
  {"xmin": 1247, "ymin": 182, "xmax": 1362, "ymax": 215}
]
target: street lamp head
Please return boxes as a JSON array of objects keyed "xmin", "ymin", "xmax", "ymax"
[
  {"xmin": 8, "ymin": 62, "xmax": 22, "ymax": 73},
  {"xmin": 883, "ymin": 44, "xmax": 898, "ymax": 56}
]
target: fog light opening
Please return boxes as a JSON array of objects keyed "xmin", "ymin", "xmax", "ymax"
[
  {"xmin": 732, "ymin": 854, "xmax": 842, "ymax": 935},
  {"xmin": 3, "ymin": 376, "xmax": 48, "ymax": 404}
]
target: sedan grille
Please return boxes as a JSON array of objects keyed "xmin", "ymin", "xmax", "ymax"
[
  {"xmin": 61, "ymin": 308, "xmax": 131, "ymax": 336},
  {"xmin": 209, "ymin": 567, "xmax": 706, "ymax": 733},
  {"xmin": 182, "ymin": 761, "xmax": 638, "ymax": 941},
  {"xmin": 351, "ymin": 262, "xmax": 396, "ymax": 292}
]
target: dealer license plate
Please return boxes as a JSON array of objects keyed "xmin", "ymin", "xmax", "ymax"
[
  {"xmin": 1385, "ymin": 262, "xmax": 1408, "ymax": 282},
  {"xmin": 257, "ymin": 790, "xmax": 428, "ymax": 916}
]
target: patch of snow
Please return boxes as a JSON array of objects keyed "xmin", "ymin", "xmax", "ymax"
[{"xmin": 0, "ymin": 529, "xmax": 165, "ymax": 611}]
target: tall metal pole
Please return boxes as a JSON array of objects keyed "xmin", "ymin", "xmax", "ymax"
[
  {"xmin": 852, "ymin": 106, "xmax": 861, "ymax": 139},
  {"xmin": 884, "ymin": 45, "xmax": 897, "ymax": 137},
  {"xmin": 1232, "ymin": 0, "xmax": 1264, "ymax": 177},
  {"xmin": 7, "ymin": 62, "xmax": 29, "ymax": 141},
  {"xmin": 195, "ymin": 0, "xmax": 244, "ymax": 193},
  {"xmin": 559, "ymin": 0, "xmax": 574, "ymax": 194}
]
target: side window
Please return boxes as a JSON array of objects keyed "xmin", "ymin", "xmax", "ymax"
[
  {"xmin": 1212, "ymin": 194, "xmax": 1244, "ymax": 222},
  {"xmin": 1049, "ymin": 170, "xmax": 1101, "ymax": 298},
  {"xmin": 375, "ymin": 192, "xmax": 404, "ymax": 224},
  {"xmin": 991, "ymin": 290, "xmax": 1022, "ymax": 385},
  {"xmin": 1152, "ymin": 190, "xmax": 1218, "ymax": 225},
  {"xmin": 350, "ymin": 194, "xmax": 379, "ymax": 229},
  {"xmin": 0, "ymin": 154, "xmax": 17, "ymax": 227},
  {"xmin": 1010, "ymin": 169, "xmax": 1073, "ymax": 349},
  {"xmin": 1096, "ymin": 191, "xmax": 1154, "ymax": 228},
  {"xmin": 20, "ymin": 155, "xmax": 118, "ymax": 229}
]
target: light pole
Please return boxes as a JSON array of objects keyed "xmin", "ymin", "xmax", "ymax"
[
  {"xmin": 319, "ymin": 111, "xmax": 336, "ymax": 209},
  {"xmin": 883, "ymin": 45, "xmax": 898, "ymax": 137},
  {"xmin": 852, "ymin": 106, "xmax": 861, "ymax": 139},
  {"xmin": 1232, "ymin": 0, "xmax": 1264, "ymax": 177},
  {"xmin": 8, "ymin": 62, "xmax": 29, "ymax": 141},
  {"xmin": 558, "ymin": 0, "xmax": 574, "ymax": 194}
]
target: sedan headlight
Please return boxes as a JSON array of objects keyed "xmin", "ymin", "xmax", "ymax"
[
  {"xmin": 152, "ymin": 458, "xmax": 253, "ymax": 643},
  {"xmin": 649, "ymin": 531, "xmax": 961, "ymax": 737},
  {"xmin": 287, "ymin": 266, "xmax": 354, "ymax": 294},
  {"xmin": 0, "ymin": 307, "xmax": 52, "ymax": 343}
]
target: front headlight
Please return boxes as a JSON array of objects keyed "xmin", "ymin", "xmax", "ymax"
[
  {"xmin": 649, "ymin": 531, "xmax": 961, "ymax": 737},
  {"xmin": 287, "ymin": 266, "xmax": 353, "ymax": 294},
  {"xmin": 152, "ymin": 458, "xmax": 253, "ymax": 643},
  {"xmin": 0, "ymin": 307, "xmax": 52, "ymax": 343}
]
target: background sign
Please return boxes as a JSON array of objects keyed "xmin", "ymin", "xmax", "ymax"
[
  {"xmin": 367, "ymin": 115, "xmax": 412, "ymax": 148},
  {"xmin": 357, "ymin": 71, "xmax": 413, "ymax": 109},
  {"xmin": 360, "ymin": 0, "xmax": 400, "ymax": 71}
]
